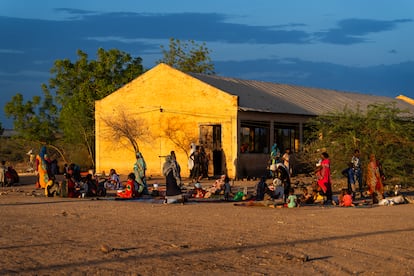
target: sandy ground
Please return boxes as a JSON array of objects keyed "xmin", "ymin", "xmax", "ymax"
[{"xmin": 0, "ymin": 174, "xmax": 413, "ymax": 275}]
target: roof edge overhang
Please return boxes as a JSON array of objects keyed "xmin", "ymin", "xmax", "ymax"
[{"xmin": 238, "ymin": 107, "xmax": 316, "ymax": 117}]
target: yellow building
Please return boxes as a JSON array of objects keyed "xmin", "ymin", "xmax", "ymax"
[
  {"xmin": 95, "ymin": 63, "xmax": 238, "ymax": 179},
  {"xmin": 95, "ymin": 63, "xmax": 414, "ymax": 179}
]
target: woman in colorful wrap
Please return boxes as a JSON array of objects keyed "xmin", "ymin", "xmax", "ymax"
[
  {"xmin": 35, "ymin": 146, "xmax": 50, "ymax": 188},
  {"xmin": 316, "ymin": 152, "xmax": 333, "ymax": 203},
  {"xmin": 134, "ymin": 151, "xmax": 148, "ymax": 195},
  {"xmin": 366, "ymin": 153, "xmax": 384, "ymax": 202}
]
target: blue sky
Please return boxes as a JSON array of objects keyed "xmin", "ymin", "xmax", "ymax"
[{"xmin": 1, "ymin": 0, "xmax": 414, "ymax": 128}]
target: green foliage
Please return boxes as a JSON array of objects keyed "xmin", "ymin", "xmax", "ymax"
[
  {"xmin": 303, "ymin": 103, "xmax": 414, "ymax": 185},
  {"xmin": 0, "ymin": 137, "xmax": 27, "ymax": 162},
  {"xmin": 4, "ymin": 92, "xmax": 59, "ymax": 144},
  {"xmin": 43, "ymin": 48, "xmax": 145, "ymax": 166},
  {"xmin": 157, "ymin": 38, "xmax": 215, "ymax": 74},
  {"xmin": 4, "ymin": 48, "xmax": 144, "ymax": 168},
  {"xmin": 0, "ymin": 137, "xmax": 43, "ymax": 172}
]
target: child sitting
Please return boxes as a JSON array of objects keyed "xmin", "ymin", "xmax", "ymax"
[
  {"xmin": 287, "ymin": 187, "xmax": 298, "ymax": 208},
  {"xmin": 117, "ymin": 173, "xmax": 137, "ymax": 198},
  {"xmin": 105, "ymin": 168, "xmax": 121, "ymax": 190},
  {"xmin": 338, "ymin": 188, "xmax": 347, "ymax": 203},
  {"xmin": 340, "ymin": 189, "xmax": 355, "ymax": 207},
  {"xmin": 312, "ymin": 188, "xmax": 325, "ymax": 204},
  {"xmin": 299, "ymin": 187, "xmax": 314, "ymax": 204}
]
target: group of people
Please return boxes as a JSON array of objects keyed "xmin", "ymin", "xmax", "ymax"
[
  {"xmin": 64, "ymin": 164, "xmax": 91, "ymax": 198},
  {"xmin": 260, "ymin": 143, "xmax": 292, "ymax": 204},
  {"xmin": 188, "ymin": 144, "xmax": 209, "ymax": 183},
  {"xmin": 192, "ymin": 174, "xmax": 232, "ymax": 200},
  {"xmin": 164, "ymin": 148, "xmax": 236, "ymax": 203},
  {"xmin": 30, "ymin": 145, "xmax": 161, "ymax": 200},
  {"xmin": 31, "ymin": 142, "xmax": 388, "ymax": 207},
  {"xmin": 113, "ymin": 146, "xmax": 388, "ymax": 207},
  {"xmin": 261, "ymin": 145, "xmax": 388, "ymax": 207},
  {"xmin": 39, "ymin": 160, "xmax": 88, "ymax": 198},
  {"xmin": 33, "ymin": 146, "xmax": 67, "ymax": 196},
  {"xmin": 270, "ymin": 144, "xmax": 292, "ymax": 177},
  {"xmin": 314, "ymin": 149, "xmax": 386, "ymax": 206},
  {"xmin": 341, "ymin": 149, "xmax": 386, "ymax": 204},
  {"xmin": 61, "ymin": 150, "xmax": 150, "ymax": 199},
  {"xmin": 108, "ymin": 151, "xmax": 149, "ymax": 199},
  {"xmin": 31, "ymin": 146, "xmax": 149, "ymax": 199},
  {"xmin": 0, "ymin": 160, "xmax": 19, "ymax": 187}
]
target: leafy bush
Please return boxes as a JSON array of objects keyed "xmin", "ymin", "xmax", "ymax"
[{"xmin": 303, "ymin": 103, "xmax": 414, "ymax": 186}]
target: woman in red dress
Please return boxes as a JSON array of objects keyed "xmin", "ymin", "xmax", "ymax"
[{"xmin": 317, "ymin": 152, "xmax": 332, "ymax": 203}]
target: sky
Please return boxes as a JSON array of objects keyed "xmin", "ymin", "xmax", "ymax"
[{"xmin": 1, "ymin": 0, "xmax": 414, "ymax": 128}]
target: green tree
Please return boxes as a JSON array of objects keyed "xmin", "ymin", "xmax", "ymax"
[
  {"xmin": 4, "ymin": 48, "xmax": 144, "ymax": 167},
  {"xmin": 44, "ymin": 48, "xmax": 145, "ymax": 166},
  {"xmin": 5, "ymin": 92, "xmax": 58, "ymax": 143},
  {"xmin": 157, "ymin": 38, "xmax": 215, "ymax": 74},
  {"xmin": 303, "ymin": 103, "xmax": 414, "ymax": 184},
  {"xmin": 4, "ymin": 91, "xmax": 68, "ymax": 162}
]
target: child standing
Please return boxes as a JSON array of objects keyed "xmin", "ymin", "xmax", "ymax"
[
  {"xmin": 287, "ymin": 188, "xmax": 298, "ymax": 208},
  {"xmin": 223, "ymin": 175, "xmax": 232, "ymax": 201}
]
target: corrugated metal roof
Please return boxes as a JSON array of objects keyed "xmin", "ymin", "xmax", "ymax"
[{"xmin": 189, "ymin": 73, "xmax": 414, "ymax": 116}]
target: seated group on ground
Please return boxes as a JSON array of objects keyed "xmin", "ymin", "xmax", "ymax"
[
  {"xmin": 40, "ymin": 156, "xmax": 406, "ymax": 207},
  {"xmin": 45, "ymin": 165, "xmax": 145, "ymax": 199},
  {"xmin": 192, "ymin": 174, "xmax": 232, "ymax": 200}
]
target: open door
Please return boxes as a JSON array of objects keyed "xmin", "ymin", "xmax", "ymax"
[{"xmin": 199, "ymin": 124, "xmax": 223, "ymax": 177}]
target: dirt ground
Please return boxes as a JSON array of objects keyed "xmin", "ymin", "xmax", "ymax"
[{"xmin": 0, "ymin": 174, "xmax": 413, "ymax": 276}]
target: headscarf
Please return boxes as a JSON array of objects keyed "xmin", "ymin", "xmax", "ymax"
[
  {"xmin": 39, "ymin": 146, "xmax": 47, "ymax": 160},
  {"xmin": 270, "ymin": 143, "xmax": 280, "ymax": 164},
  {"xmin": 163, "ymin": 155, "xmax": 181, "ymax": 183},
  {"xmin": 163, "ymin": 156, "xmax": 173, "ymax": 176},
  {"xmin": 135, "ymin": 152, "xmax": 147, "ymax": 170}
]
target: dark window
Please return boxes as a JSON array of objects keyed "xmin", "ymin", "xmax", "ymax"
[
  {"xmin": 273, "ymin": 123, "xmax": 300, "ymax": 152},
  {"xmin": 240, "ymin": 120, "xmax": 270, "ymax": 153}
]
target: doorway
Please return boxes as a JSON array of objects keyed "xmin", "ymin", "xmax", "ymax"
[{"xmin": 199, "ymin": 124, "xmax": 223, "ymax": 177}]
